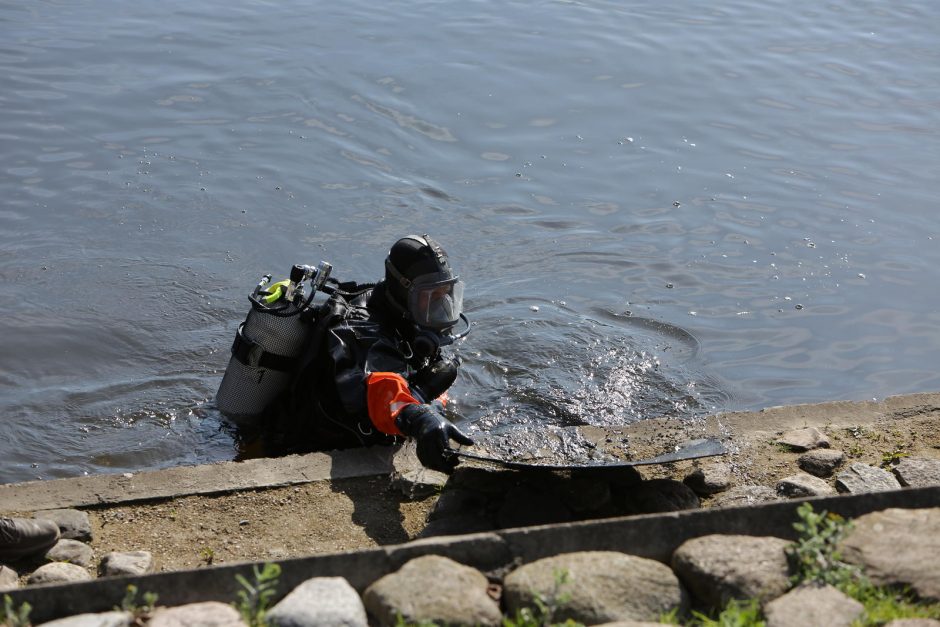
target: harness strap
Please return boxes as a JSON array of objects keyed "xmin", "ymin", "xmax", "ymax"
[{"xmin": 231, "ymin": 323, "xmax": 299, "ymax": 372}]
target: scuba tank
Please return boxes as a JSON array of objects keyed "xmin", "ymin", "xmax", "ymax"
[{"xmin": 216, "ymin": 260, "xmax": 332, "ymax": 428}]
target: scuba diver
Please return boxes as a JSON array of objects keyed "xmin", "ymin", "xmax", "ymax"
[{"xmin": 217, "ymin": 235, "xmax": 474, "ymax": 473}]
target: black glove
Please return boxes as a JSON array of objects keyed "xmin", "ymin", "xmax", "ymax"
[
  {"xmin": 410, "ymin": 356, "xmax": 459, "ymax": 403},
  {"xmin": 396, "ymin": 403, "xmax": 474, "ymax": 473}
]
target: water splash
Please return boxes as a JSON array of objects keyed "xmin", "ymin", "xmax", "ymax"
[{"xmin": 456, "ymin": 301, "xmax": 726, "ymax": 465}]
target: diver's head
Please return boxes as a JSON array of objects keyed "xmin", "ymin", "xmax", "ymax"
[{"xmin": 384, "ymin": 234, "xmax": 464, "ymax": 331}]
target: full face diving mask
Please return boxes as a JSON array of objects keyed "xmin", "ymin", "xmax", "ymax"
[
  {"xmin": 410, "ymin": 274, "xmax": 465, "ymax": 330},
  {"xmin": 385, "ymin": 260, "xmax": 465, "ymax": 330}
]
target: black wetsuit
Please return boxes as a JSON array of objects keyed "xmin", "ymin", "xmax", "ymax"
[{"xmin": 264, "ymin": 282, "xmax": 457, "ymax": 453}]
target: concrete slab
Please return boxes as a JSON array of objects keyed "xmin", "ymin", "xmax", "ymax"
[
  {"xmin": 715, "ymin": 391, "xmax": 940, "ymax": 433},
  {"xmin": 0, "ymin": 446, "xmax": 399, "ymax": 511},
  {"xmin": 584, "ymin": 391, "xmax": 940, "ymax": 449}
]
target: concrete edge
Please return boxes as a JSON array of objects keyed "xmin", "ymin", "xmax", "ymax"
[
  {"xmin": 8, "ymin": 485, "xmax": 940, "ymax": 624},
  {"xmin": 0, "ymin": 446, "xmax": 400, "ymax": 511}
]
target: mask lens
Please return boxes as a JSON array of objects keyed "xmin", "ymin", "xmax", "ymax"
[{"xmin": 409, "ymin": 278, "xmax": 463, "ymax": 328}]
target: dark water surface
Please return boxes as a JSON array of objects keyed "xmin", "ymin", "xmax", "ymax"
[{"xmin": 2, "ymin": 0, "xmax": 939, "ymax": 482}]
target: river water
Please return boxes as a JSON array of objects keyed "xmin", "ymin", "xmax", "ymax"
[{"xmin": 2, "ymin": 0, "xmax": 938, "ymax": 483}]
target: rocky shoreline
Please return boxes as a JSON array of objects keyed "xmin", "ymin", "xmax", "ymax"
[
  {"xmin": 2, "ymin": 393, "xmax": 940, "ymax": 625},
  {"xmin": 417, "ymin": 425, "xmax": 940, "ymax": 538},
  {"xmin": 3, "ymin": 502, "xmax": 939, "ymax": 626}
]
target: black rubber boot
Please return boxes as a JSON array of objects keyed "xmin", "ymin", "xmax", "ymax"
[{"xmin": 0, "ymin": 517, "xmax": 61, "ymax": 562}]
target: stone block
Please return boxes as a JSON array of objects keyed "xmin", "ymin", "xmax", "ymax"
[
  {"xmin": 798, "ymin": 449, "xmax": 845, "ymax": 477},
  {"xmin": 776, "ymin": 473, "xmax": 835, "ymax": 497},
  {"xmin": 777, "ymin": 427, "xmax": 829, "ymax": 452},
  {"xmin": 892, "ymin": 457, "xmax": 940, "ymax": 488},
  {"xmin": 99, "ymin": 550, "xmax": 155, "ymax": 577},
  {"xmin": 709, "ymin": 485, "xmax": 780, "ymax": 508},
  {"xmin": 835, "ymin": 463, "xmax": 901, "ymax": 494}
]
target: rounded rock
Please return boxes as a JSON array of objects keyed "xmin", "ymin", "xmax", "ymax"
[
  {"xmin": 267, "ymin": 577, "xmax": 367, "ymax": 627},
  {"xmin": 148, "ymin": 602, "xmax": 244, "ymax": 627},
  {"xmin": 504, "ymin": 551, "xmax": 687, "ymax": 624},
  {"xmin": 0, "ymin": 565, "xmax": 18, "ymax": 591},
  {"xmin": 798, "ymin": 449, "xmax": 845, "ymax": 478},
  {"xmin": 683, "ymin": 461, "xmax": 732, "ymax": 496},
  {"xmin": 671, "ymin": 534, "xmax": 792, "ymax": 607},
  {"xmin": 620, "ymin": 479, "xmax": 700, "ymax": 515},
  {"xmin": 46, "ymin": 538, "xmax": 95, "ymax": 568},
  {"xmin": 764, "ymin": 583, "xmax": 863, "ymax": 627},
  {"xmin": 38, "ymin": 611, "xmax": 134, "ymax": 627},
  {"xmin": 363, "ymin": 555, "xmax": 501, "ymax": 626},
  {"xmin": 99, "ymin": 550, "xmax": 155, "ymax": 577},
  {"xmin": 27, "ymin": 561, "xmax": 92, "ymax": 585}
]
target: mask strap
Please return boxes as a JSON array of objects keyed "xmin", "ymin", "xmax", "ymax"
[{"xmin": 385, "ymin": 258, "xmax": 412, "ymax": 289}]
